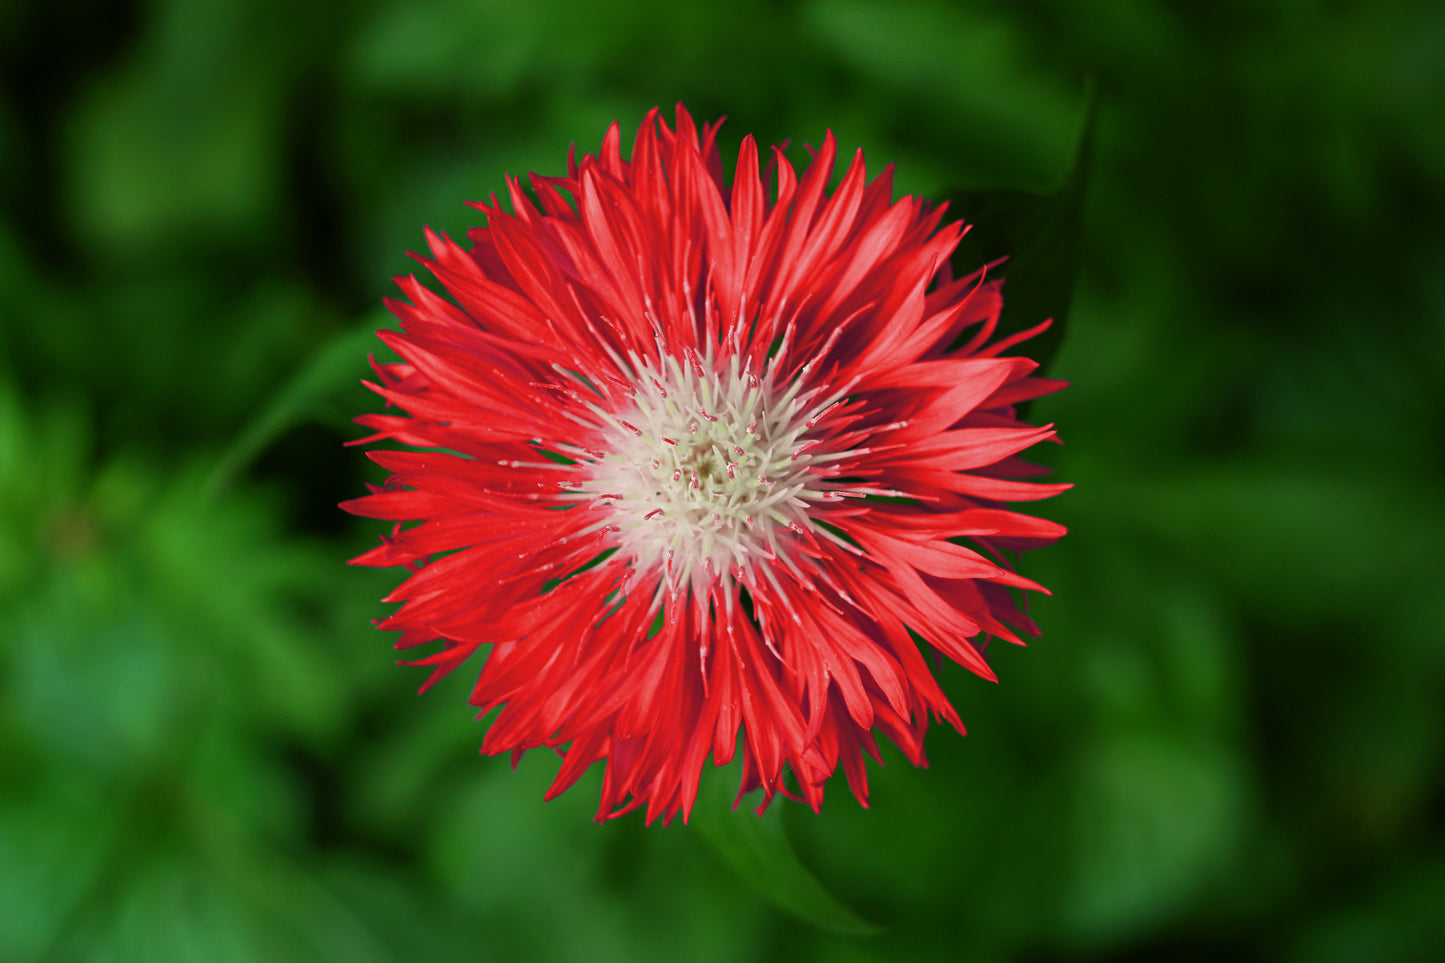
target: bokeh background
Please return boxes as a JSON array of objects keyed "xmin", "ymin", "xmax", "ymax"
[{"xmin": 3, "ymin": 0, "xmax": 1443, "ymax": 960}]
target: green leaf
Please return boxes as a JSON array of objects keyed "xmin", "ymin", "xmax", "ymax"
[
  {"xmin": 691, "ymin": 771, "xmax": 882, "ymax": 936},
  {"xmin": 206, "ymin": 320, "xmax": 386, "ymax": 496},
  {"xmin": 943, "ymin": 76, "xmax": 1098, "ymax": 374},
  {"xmin": 1063, "ymin": 732, "xmax": 1245, "ymax": 942}
]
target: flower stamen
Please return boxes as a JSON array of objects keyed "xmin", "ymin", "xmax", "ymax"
[{"xmin": 582, "ymin": 348, "xmax": 842, "ymax": 597}]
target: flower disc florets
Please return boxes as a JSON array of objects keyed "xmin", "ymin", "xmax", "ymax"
[
  {"xmin": 343, "ymin": 105, "xmax": 1070, "ymax": 825},
  {"xmin": 579, "ymin": 348, "xmax": 837, "ymax": 597}
]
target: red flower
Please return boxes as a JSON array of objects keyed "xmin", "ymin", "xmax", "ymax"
[{"xmin": 342, "ymin": 105, "xmax": 1069, "ymax": 824}]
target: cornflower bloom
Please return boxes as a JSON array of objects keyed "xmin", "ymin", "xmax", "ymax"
[{"xmin": 343, "ymin": 105, "xmax": 1069, "ymax": 824}]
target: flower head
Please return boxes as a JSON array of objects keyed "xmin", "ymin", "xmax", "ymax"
[{"xmin": 343, "ymin": 105, "xmax": 1069, "ymax": 824}]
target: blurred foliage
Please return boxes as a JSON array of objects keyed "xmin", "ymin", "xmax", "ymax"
[
  {"xmin": 2, "ymin": 0, "xmax": 1443, "ymax": 960},
  {"xmin": 943, "ymin": 75, "xmax": 1096, "ymax": 373}
]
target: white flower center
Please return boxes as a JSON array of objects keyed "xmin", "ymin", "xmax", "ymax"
[{"xmin": 582, "ymin": 351, "xmax": 835, "ymax": 591}]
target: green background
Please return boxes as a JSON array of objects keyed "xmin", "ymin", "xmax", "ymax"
[{"xmin": 3, "ymin": 0, "xmax": 1443, "ymax": 959}]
